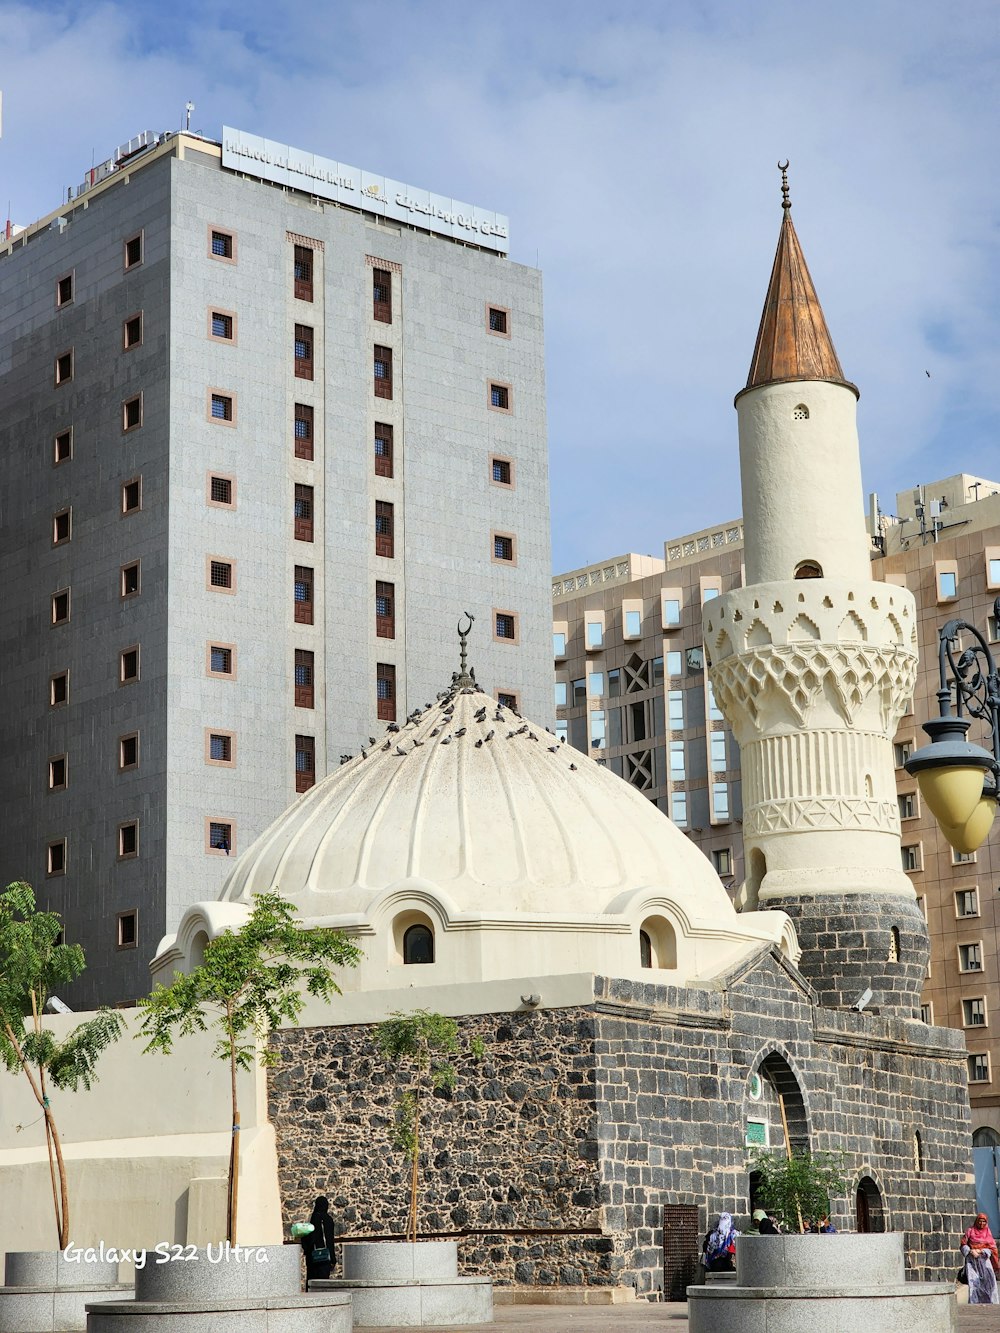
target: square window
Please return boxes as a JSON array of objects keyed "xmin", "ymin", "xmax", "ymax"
[
  {"xmin": 894, "ymin": 740, "xmax": 913, "ymax": 767},
  {"xmin": 51, "ymin": 589, "xmax": 70, "ymax": 625},
  {"xmin": 123, "ymin": 394, "xmax": 142, "ymax": 431},
  {"xmin": 49, "ymin": 755, "xmax": 67, "ymax": 790},
  {"xmin": 374, "ymin": 345, "xmax": 393, "ymax": 399},
  {"xmin": 959, "ymin": 942, "xmax": 983, "ymax": 972},
  {"xmin": 52, "ymin": 509, "xmax": 71, "ymax": 545},
  {"xmin": 123, "ymin": 313, "xmax": 143, "ymax": 350},
  {"xmin": 208, "ymin": 643, "xmax": 235, "ymax": 677},
  {"xmin": 663, "ymin": 598, "xmax": 681, "ymax": 627},
  {"xmin": 210, "ymin": 392, "xmax": 234, "ymax": 422},
  {"xmin": 487, "ymin": 305, "xmax": 509, "ymax": 335},
  {"xmin": 56, "ymin": 273, "xmax": 74, "ymax": 307},
  {"xmin": 208, "ymin": 474, "xmax": 234, "ymax": 507},
  {"xmin": 489, "ymin": 382, "xmax": 511, "ymax": 412},
  {"xmin": 122, "ymin": 477, "xmax": 142, "ymax": 514},
  {"xmin": 210, "ymin": 311, "xmax": 234, "ymax": 341},
  {"xmin": 702, "ymin": 586, "xmax": 721, "ymax": 603},
  {"xmin": 964, "ymin": 998, "xmax": 987, "ymax": 1026},
  {"xmin": 121, "ymin": 560, "xmax": 141, "ymax": 598},
  {"xmin": 491, "ymin": 456, "xmax": 513, "ymax": 486},
  {"xmin": 55, "ymin": 350, "xmax": 73, "ymax": 385},
  {"xmin": 207, "ymin": 730, "xmax": 235, "ymax": 765},
  {"xmin": 118, "ymin": 821, "xmax": 139, "ymax": 859},
  {"xmin": 124, "ymin": 233, "xmax": 143, "ymax": 269},
  {"xmin": 295, "ymin": 404, "xmax": 315, "ymax": 460},
  {"xmin": 953, "ymin": 846, "xmax": 977, "ymax": 865},
  {"xmin": 47, "ymin": 839, "xmax": 66, "ymax": 876},
  {"xmin": 498, "ymin": 691, "xmax": 518, "ymax": 711},
  {"xmin": 495, "ymin": 611, "xmax": 517, "ymax": 641},
  {"xmin": 117, "ymin": 910, "xmax": 138, "ymax": 950},
  {"xmin": 209, "ymin": 558, "xmax": 234, "ymax": 590},
  {"xmin": 207, "ymin": 820, "xmax": 234, "ymax": 855},
  {"xmin": 50, "ymin": 671, "xmax": 69, "ymax": 707},
  {"xmin": 901, "ymin": 843, "xmax": 921, "ymax": 872},
  {"xmin": 956, "ymin": 889, "xmax": 979, "ymax": 918},
  {"xmin": 210, "ymin": 228, "xmax": 235, "ymax": 260},
  {"xmin": 53, "ymin": 429, "xmax": 73, "ymax": 465},
  {"xmin": 493, "ymin": 533, "xmax": 515, "ymax": 562},
  {"xmin": 553, "ymin": 632, "xmax": 566, "ymax": 657},
  {"xmin": 375, "ymin": 423, "xmax": 394, "ymax": 477},
  {"xmin": 120, "ymin": 646, "xmax": 140, "ymax": 683},
  {"xmin": 119, "ymin": 733, "xmax": 139, "ymax": 770}
]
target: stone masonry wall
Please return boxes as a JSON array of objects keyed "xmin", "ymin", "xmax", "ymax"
[{"xmin": 268, "ymin": 950, "xmax": 974, "ymax": 1293}]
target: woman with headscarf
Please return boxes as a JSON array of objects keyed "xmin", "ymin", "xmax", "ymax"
[
  {"xmin": 702, "ymin": 1212, "xmax": 739, "ymax": 1271},
  {"xmin": 300, "ymin": 1195, "xmax": 336, "ymax": 1284},
  {"xmin": 961, "ymin": 1212, "xmax": 1000, "ymax": 1304}
]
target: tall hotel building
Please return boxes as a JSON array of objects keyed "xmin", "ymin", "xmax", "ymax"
[{"xmin": 0, "ymin": 127, "xmax": 550, "ymax": 1007}]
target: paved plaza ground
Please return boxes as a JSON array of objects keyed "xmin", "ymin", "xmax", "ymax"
[{"xmin": 359, "ymin": 1296, "xmax": 1000, "ymax": 1331}]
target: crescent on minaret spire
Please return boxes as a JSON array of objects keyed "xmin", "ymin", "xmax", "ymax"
[{"xmin": 739, "ymin": 162, "xmax": 858, "ymax": 400}]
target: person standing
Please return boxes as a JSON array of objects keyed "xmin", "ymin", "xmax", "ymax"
[
  {"xmin": 301, "ymin": 1195, "xmax": 336, "ymax": 1284},
  {"xmin": 961, "ymin": 1213, "xmax": 1000, "ymax": 1304}
]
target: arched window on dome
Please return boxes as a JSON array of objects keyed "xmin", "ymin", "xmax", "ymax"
[
  {"xmin": 639, "ymin": 930, "xmax": 653, "ymax": 969},
  {"xmin": 794, "ymin": 560, "xmax": 823, "ymax": 580},
  {"xmin": 638, "ymin": 916, "xmax": 677, "ymax": 970},
  {"xmin": 403, "ymin": 923, "xmax": 434, "ymax": 965}
]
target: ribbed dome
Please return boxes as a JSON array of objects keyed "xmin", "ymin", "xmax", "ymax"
[{"xmin": 220, "ymin": 679, "xmax": 734, "ymax": 919}]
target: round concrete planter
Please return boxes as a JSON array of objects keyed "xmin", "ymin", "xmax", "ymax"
[
  {"xmin": 688, "ymin": 1232, "xmax": 957, "ymax": 1333},
  {"xmin": 134, "ymin": 1243, "xmax": 300, "ymax": 1301},
  {"xmin": 5, "ymin": 1250, "xmax": 121, "ymax": 1288},
  {"xmin": 320, "ymin": 1240, "xmax": 493, "ymax": 1327},
  {"xmin": 0, "ymin": 1250, "xmax": 131, "ymax": 1333}
]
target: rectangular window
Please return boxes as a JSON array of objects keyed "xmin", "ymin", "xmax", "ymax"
[
  {"xmin": 708, "ymin": 681, "xmax": 724, "ymax": 722},
  {"xmin": 208, "ymin": 643, "xmax": 235, "ymax": 677},
  {"xmin": 51, "ymin": 589, "xmax": 70, "ymax": 625},
  {"xmin": 497, "ymin": 691, "xmax": 518, "ymax": 711},
  {"xmin": 53, "ymin": 429, "xmax": 73, "ymax": 465},
  {"xmin": 374, "ymin": 422, "xmax": 394, "ymax": 477},
  {"xmin": 901, "ymin": 843, "xmax": 921, "ymax": 872},
  {"xmin": 488, "ymin": 305, "xmax": 509, "ymax": 335},
  {"xmin": 572, "ymin": 677, "xmax": 586, "ymax": 705},
  {"xmin": 294, "ymin": 484, "xmax": 314, "ymax": 542},
  {"xmin": 123, "ymin": 313, "xmax": 143, "ymax": 349},
  {"xmin": 959, "ymin": 942, "xmax": 983, "ymax": 971},
  {"xmin": 555, "ymin": 719, "xmax": 568, "ymax": 744},
  {"xmin": 630, "ymin": 701, "xmax": 647, "ymax": 744},
  {"xmin": 608, "ymin": 668, "xmax": 621, "ymax": 698},
  {"xmin": 47, "ymin": 839, "xmax": 66, "ymax": 876},
  {"xmin": 120, "ymin": 645, "xmax": 140, "ymax": 683},
  {"xmin": 376, "ymin": 580, "xmax": 395, "ymax": 639},
  {"xmin": 894, "ymin": 740, "xmax": 913, "ymax": 767},
  {"xmin": 590, "ymin": 709, "xmax": 606, "ymax": 749},
  {"xmin": 122, "ymin": 477, "xmax": 142, "ymax": 515},
  {"xmin": 294, "ymin": 649, "xmax": 315, "ymax": 708},
  {"xmin": 713, "ymin": 782, "xmax": 730, "ymax": 821},
  {"xmin": 964, "ymin": 998, "xmax": 987, "ymax": 1026},
  {"xmin": 898, "ymin": 792, "xmax": 916, "ymax": 820},
  {"xmin": 969, "ymin": 1053, "xmax": 991, "ymax": 1083},
  {"xmin": 375, "ymin": 500, "xmax": 395, "ymax": 558},
  {"xmin": 377, "ymin": 662, "xmax": 396, "ymax": 721},
  {"xmin": 118, "ymin": 821, "xmax": 139, "ymax": 859},
  {"xmin": 52, "ymin": 508, "xmax": 71, "ymax": 546},
  {"xmin": 117, "ymin": 910, "xmax": 138, "ymax": 950},
  {"xmin": 294, "ymin": 403, "xmax": 314, "ymax": 460},
  {"xmin": 491, "ymin": 456, "xmax": 512, "ymax": 486},
  {"xmin": 669, "ymin": 740, "xmax": 685, "ymax": 777},
  {"xmin": 554, "ymin": 681, "xmax": 568, "ymax": 707},
  {"xmin": 663, "ymin": 598, "xmax": 681, "ymax": 627},
  {"xmin": 122, "ymin": 394, "xmax": 143, "ymax": 432},
  {"xmin": 207, "ymin": 731, "xmax": 235, "ymax": 765},
  {"xmin": 589, "ymin": 671, "xmax": 604, "ymax": 696},
  {"xmin": 374, "ymin": 345, "xmax": 393, "ymax": 399},
  {"xmin": 586, "ymin": 622, "xmax": 604, "ymax": 649},
  {"xmin": 210, "ymin": 310, "xmax": 234, "ymax": 341},
  {"xmin": 953, "ymin": 846, "xmax": 977, "ymax": 865},
  {"xmin": 295, "ymin": 734, "xmax": 316, "ymax": 792},
  {"xmin": 124, "ymin": 232, "xmax": 143, "ymax": 269},
  {"xmin": 489, "ymin": 382, "xmax": 511, "ymax": 412},
  {"xmin": 208, "ymin": 474, "xmax": 235, "ymax": 507},
  {"xmin": 210, "ymin": 229, "xmax": 235, "ymax": 260},
  {"xmin": 711, "ymin": 732, "xmax": 727, "ymax": 773},
  {"xmin": 624, "ymin": 609, "xmax": 642, "ymax": 637},
  {"xmin": 294, "ymin": 245, "xmax": 314, "ymax": 301},
  {"xmin": 208, "ymin": 821, "xmax": 233, "ymax": 855},
  {"xmin": 671, "ymin": 791, "xmax": 688, "ymax": 827},
  {"xmin": 553, "ymin": 632, "xmax": 567, "ymax": 657},
  {"xmin": 48, "ymin": 755, "xmax": 67, "ymax": 791},
  {"xmin": 119, "ymin": 734, "xmax": 139, "ymax": 770},
  {"xmin": 956, "ymin": 889, "xmax": 979, "ymax": 918},
  {"xmin": 294, "ymin": 323, "xmax": 314, "ymax": 379},
  {"xmin": 55, "ymin": 349, "xmax": 73, "ymax": 385},
  {"xmin": 210, "ymin": 392, "xmax": 234, "ymax": 422},
  {"xmin": 668, "ymin": 690, "xmax": 684, "ymax": 730},
  {"xmin": 294, "ymin": 565, "xmax": 314, "ymax": 623},
  {"xmin": 121, "ymin": 560, "xmax": 141, "ymax": 598},
  {"xmin": 989, "ymin": 557, "xmax": 1000, "ymax": 587},
  {"xmin": 920, "ymin": 1003, "xmax": 933, "ymax": 1025},
  {"xmin": 712, "ymin": 848, "xmax": 733, "ymax": 876},
  {"xmin": 938, "ymin": 570, "xmax": 958, "ymax": 600},
  {"xmin": 373, "ymin": 268, "xmax": 392, "ymax": 323},
  {"xmin": 209, "ymin": 558, "xmax": 234, "ymax": 590},
  {"xmin": 666, "ymin": 650, "xmax": 682, "ymax": 676},
  {"xmin": 493, "ymin": 533, "xmax": 515, "ymax": 563},
  {"xmin": 56, "ymin": 272, "xmax": 74, "ymax": 307},
  {"xmin": 702, "ymin": 586, "xmax": 720, "ymax": 604},
  {"xmin": 50, "ymin": 671, "xmax": 69, "ymax": 707},
  {"xmin": 495, "ymin": 611, "xmax": 517, "ymax": 641}
]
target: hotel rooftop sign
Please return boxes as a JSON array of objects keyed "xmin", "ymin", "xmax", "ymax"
[{"xmin": 222, "ymin": 128, "xmax": 509, "ymax": 254}]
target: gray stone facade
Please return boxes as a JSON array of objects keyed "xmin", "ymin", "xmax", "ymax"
[{"xmin": 268, "ymin": 950, "xmax": 972, "ymax": 1295}]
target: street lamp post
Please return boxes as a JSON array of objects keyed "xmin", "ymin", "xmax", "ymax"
[{"xmin": 904, "ymin": 598, "xmax": 1000, "ymax": 854}]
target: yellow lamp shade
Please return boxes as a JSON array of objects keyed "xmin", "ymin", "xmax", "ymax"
[
  {"xmin": 940, "ymin": 798, "xmax": 998, "ymax": 855},
  {"xmin": 916, "ymin": 762, "xmax": 987, "ymax": 828}
]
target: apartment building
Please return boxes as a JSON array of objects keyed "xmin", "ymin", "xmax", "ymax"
[
  {"xmin": 554, "ymin": 474, "xmax": 1000, "ymax": 1140},
  {"xmin": 0, "ymin": 126, "xmax": 550, "ymax": 1006}
]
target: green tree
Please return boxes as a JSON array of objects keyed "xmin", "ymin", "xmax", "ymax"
[
  {"xmin": 0, "ymin": 881, "xmax": 124, "ymax": 1248},
  {"xmin": 138, "ymin": 890, "xmax": 361, "ymax": 1243},
  {"xmin": 375, "ymin": 1010, "xmax": 483, "ymax": 1244},
  {"xmin": 748, "ymin": 1147, "xmax": 849, "ymax": 1233}
]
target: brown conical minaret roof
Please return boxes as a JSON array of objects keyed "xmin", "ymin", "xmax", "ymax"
[{"xmin": 739, "ymin": 163, "xmax": 858, "ymax": 401}]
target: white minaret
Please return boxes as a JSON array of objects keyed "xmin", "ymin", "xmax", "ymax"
[{"xmin": 703, "ymin": 166, "xmax": 927, "ymax": 1017}]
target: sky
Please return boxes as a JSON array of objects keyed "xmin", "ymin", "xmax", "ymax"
[{"xmin": 3, "ymin": 0, "xmax": 999, "ymax": 573}]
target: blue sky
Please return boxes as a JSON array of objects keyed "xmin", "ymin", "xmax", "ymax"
[{"xmin": 4, "ymin": 0, "xmax": 999, "ymax": 571}]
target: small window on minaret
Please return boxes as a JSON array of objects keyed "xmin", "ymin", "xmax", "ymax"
[
  {"xmin": 793, "ymin": 404, "xmax": 810, "ymax": 420},
  {"xmin": 888, "ymin": 926, "xmax": 901, "ymax": 963},
  {"xmin": 794, "ymin": 561, "xmax": 823, "ymax": 579}
]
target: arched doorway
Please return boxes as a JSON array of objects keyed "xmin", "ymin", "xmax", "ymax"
[
  {"xmin": 745, "ymin": 1052, "xmax": 809, "ymax": 1218},
  {"xmin": 855, "ymin": 1176, "xmax": 885, "ymax": 1232}
]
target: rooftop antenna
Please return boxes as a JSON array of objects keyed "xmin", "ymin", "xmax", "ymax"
[{"xmin": 185, "ymin": 101, "xmax": 195, "ymax": 132}]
